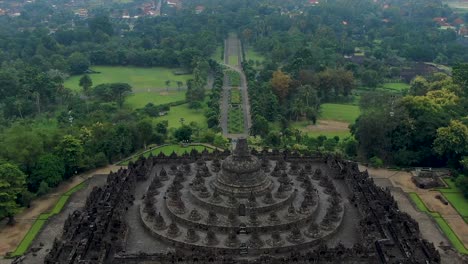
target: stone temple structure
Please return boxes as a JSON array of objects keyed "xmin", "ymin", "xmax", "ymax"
[{"xmin": 41, "ymin": 139, "xmax": 441, "ymax": 263}]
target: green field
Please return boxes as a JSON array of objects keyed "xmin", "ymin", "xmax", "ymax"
[
  {"xmin": 245, "ymin": 48, "xmax": 265, "ymax": 63},
  {"xmin": 228, "ymin": 55, "xmax": 238, "ymax": 66},
  {"xmin": 158, "ymin": 104, "xmax": 207, "ymax": 129},
  {"xmin": 212, "ymin": 46, "xmax": 223, "ymax": 62},
  {"xmin": 409, "ymin": 192, "xmax": 468, "ymax": 254},
  {"xmin": 11, "ymin": 182, "xmax": 86, "ymax": 257},
  {"xmin": 382, "ymin": 82, "xmax": 410, "ymax": 91},
  {"xmin": 125, "ymin": 91, "xmax": 186, "ymax": 109},
  {"xmin": 320, "ymin": 103, "xmax": 360, "ymax": 123},
  {"xmin": 120, "ymin": 144, "xmax": 215, "ymax": 165},
  {"xmin": 230, "ymin": 88, "xmax": 241, "ymax": 105},
  {"xmin": 226, "ymin": 70, "xmax": 241, "ymax": 86},
  {"xmin": 228, "ymin": 107, "xmax": 244, "ymax": 134},
  {"xmin": 64, "ymin": 66, "xmax": 192, "ymax": 92},
  {"xmin": 438, "ymin": 178, "xmax": 468, "ymax": 220}
]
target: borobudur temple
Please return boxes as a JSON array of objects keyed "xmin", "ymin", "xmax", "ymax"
[{"xmin": 43, "ymin": 139, "xmax": 440, "ymax": 263}]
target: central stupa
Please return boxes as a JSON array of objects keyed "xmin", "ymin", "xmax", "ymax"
[{"xmin": 211, "ymin": 138, "xmax": 272, "ymax": 197}]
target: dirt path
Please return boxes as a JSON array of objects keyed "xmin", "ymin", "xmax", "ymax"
[
  {"xmin": 0, "ymin": 165, "xmax": 123, "ymax": 256},
  {"xmin": 361, "ymin": 165, "xmax": 468, "ymax": 258}
]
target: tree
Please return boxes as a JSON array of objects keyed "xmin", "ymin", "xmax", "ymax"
[
  {"xmin": 137, "ymin": 119, "xmax": 153, "ymax": 149},
  {"xmin": 0, "ymin": 163, "xmax": 26, "ymax": 224},
  {"xmin": 165, "ymin": 80, "xmax": 171, "ymax": 92},
  {"xmin": 29, "ymin": 154, "xmax": 65, "ymax": 192},
  {"xmin": 433, "ymin": 120, "xmax": 468, "ymax": 162},
  {"xmin": 68, "ymin": 52, "xmax": 90, "ymax": 74},
  {"xmin": 79, "ymin": 75, "xmax": 93, "ymax": 95},
  {"xmin": 174, "ymin": 125, "xmax": 193, "ymax": 142},
  {"xmin": 361, "ymin": 70, "xmax": 381, "ymax": 88},
  {"xmin": 110, "ymin": 83, "xmax": 132, "ymax": 107},
  {"xmin": 271, "ymin": 70, "xmax": 291, "ymax": 103},
  {"xmin": 251, "ymin": 115, "xmax": 269, "ymax": 137},
  {"xmin": 409, "ymin": 76, "xmax": 429, "ymax": 96},
  {"xmin": 177, "ymin": 81, "xmax": 183, "ymax": 91},
  {"xmin": 55, "ymin": 135, "xmax": 84, "ymax": 178}
]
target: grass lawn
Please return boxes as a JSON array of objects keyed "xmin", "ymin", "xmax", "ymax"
[
  {"xmin": 157, "ymin": 103, "xmax": 207, "ymax": 129},
  {"xmin": 125, "ymin": 91, "xmax": 186, "ymax": 109},
  {"xmin": 301, "ymin": 130, "xmax": 351, "ymax": 139},
  {"xmin": 382, "ymin": 82, "xmax": 410, "ymax": 91},
  {"xmin": 212, "ymin": 46, "xmax": 223, "ymax": 62},
  {"xmin": 438, "ymin": 178, "xmax": 468, "ymax": 219},
  {"xmin": 230, "ymin": 88, "xmax": 241, "ymax": 105},
  {"xmin": 64, "ymin": 66, "xmax": 193, "ymax": 92},
  {"xmin": 226, "ymin": 70, "xmax": 241, "ymax": 86},
  {"xmin": 320, "ymin": 103, "xmax": 360, "ymax": 123},
  {"xmin": 228, "ymin": 55, "xmax": 238, "ymax": 66},
  {"xmin": 10, "ymin": 181, "xmax": 86, "ymax": 257},
  {"xmin": 409, "ymin": 192, "xmax": 468, "ymax": 254},
  {"xmin": 120, "ymin": 144, "xmax": 215, "ymax": 165},
  {"xmin": 245, "ymin": 48, "xmax": 265, "ymax": 63},
  {"xmin": 228, "ymin": 107, "xmax": 244, "ymax": 134}
]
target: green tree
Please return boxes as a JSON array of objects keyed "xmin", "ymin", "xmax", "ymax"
[
  {"xmin": 68, "ymin": 52, "xmax": 90, "ymax": 74},
  {"xmin": 29, "ymin": 154, "xmax": 65, "ymax": 192},
  {"xmin": 433, "ymin": 120, "xmax": 468, "ymax": 165},
  {"xmin": 271, "ymin": 70, "xmax": 291, "ymax": 104},
  {"xmin": 79, "ymin": 75, "xmax": 93, "ymax": 95},
  {"xmin": 110, "ymin": 83, "xmax": 132, "ymax": 107},
  {"xmin": 137, "ymin": 119, "xmax": 153, "ymax": 149},
  {"xmin": 0, "ymin": 163, "xmax": 26, "ymax": 224},
  {"xmin": 55, "ymin": 135, "xmax": 84, "ymax": 178},
  {"xmin": 251, "ymin": 115, "xmax": 269, "ymax": 137},
  {"xmin": 174, "ymin": 125, "xmax": 193, "ymax": 142}
]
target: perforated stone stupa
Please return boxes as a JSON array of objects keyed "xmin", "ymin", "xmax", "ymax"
[{"xmin": 43, "ymin": 139, "xmax": 441, "ymax": 264}]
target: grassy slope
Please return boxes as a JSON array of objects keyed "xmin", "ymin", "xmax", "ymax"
[
  {"xmin": 125, "ymin": 91, "xmax": 186, "ymax": 109},
  {"xmin": 64, "ymin": 66, "xmax": 193, "ymax": 92},
  {"xmin": 408, "ymin": 192, "xmax": 468, "ymax": 254},
  {"xmin": 245, "ymin": 48, "xmax": 265, "ymax": 63},
  {"xmin": 320, "ymin": 103, "xmax": 360, "ymax": 123},
  {"xmin": 382, "ymin": 82, "xmax": 410, "ymax": 91},
  {"xmin": 157, "ymin": 104, "xmax": 207, "ymax": 129},
  {"xmin": 11, "ymin": 182, "xmax": 86, "ymax": 257},
  {"xmin": 290, "ymin": 103, "xmax": 360, "ymax": 138},
  {"xmin": 439, "ymin": 178, "xmax": 468, "ymax": 219}
]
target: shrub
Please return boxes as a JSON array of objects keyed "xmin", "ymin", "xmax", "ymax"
[{"xmin": 369, "ymin": 156, "xmax": 384, "ymax": 168}]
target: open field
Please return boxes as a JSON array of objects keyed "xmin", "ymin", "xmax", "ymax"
[
  {"xmin": 320, "ymin": 103, "xmax": 360, "ymax": 123},
  {"xmin": 212, "ymin": 46, "xmax": 223, "ymax": 62},
  {"xmin": 444, "ymin": 0, "xmax": 468, "ymax": 13},
  {"xmin": 228, "ymin": 55, "xmax": 238, "ymax": 66},
  {"xmin": 290, "ymin": 103, "xmax": 359, "ymax": 138},
  {"xmin": 125, "ymin": 91, "xmax": 185, "ymax": 109},
  {"xmin": 157, "ymin": 103, "xmax": 206, "ymax": 129},
  {"xmin": 382, "ymin": 82, "xmax": 410, "ymax": 91},
  {"xmin": 245, "ymin": 48, "xmax": 265, "ymax": 63},
  {"xmin": 64, "ymin": 66, "xmax": 192, "ymax": 92}
]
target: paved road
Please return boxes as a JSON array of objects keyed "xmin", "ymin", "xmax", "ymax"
[{"xmin": 220, "ymin": 34, "xmax": 251, "ymax": 139}]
